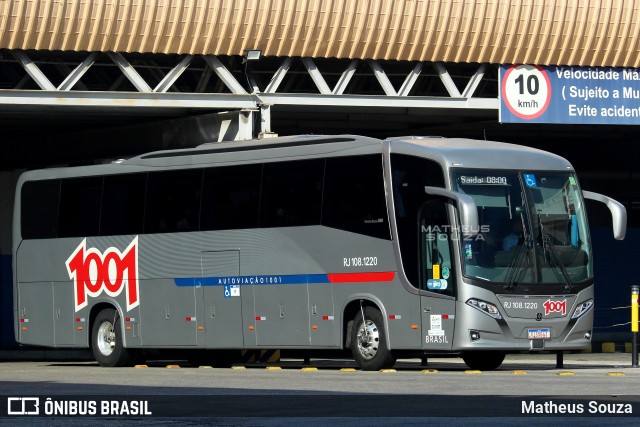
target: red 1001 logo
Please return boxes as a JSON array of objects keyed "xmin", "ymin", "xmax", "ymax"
[
  {"xmin": 543, "ymin": 299, "xmax": 567, "ymax": 316},
  {"xmin": 66, "ymin": 237, "xmax": 139, "ymax": 312}
]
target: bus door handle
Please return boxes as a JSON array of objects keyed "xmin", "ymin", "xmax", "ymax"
[
  {"xmin": 424, "ymin": 307, "xmax": 432, "ymax": 313},
  {"xmin": 279, "ymin": 304, "xmax": 285, "ymax": 319}
]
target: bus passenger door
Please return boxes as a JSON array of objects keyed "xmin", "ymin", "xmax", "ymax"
[
  {"xmin": 201, "ymin": 251, "xmax": 244, "ymax": 348},
  {"xmin": 419, "ymin": 200, "xmax": 456, "ymax": 350}
]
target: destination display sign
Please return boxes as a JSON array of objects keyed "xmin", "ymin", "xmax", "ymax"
[
  {"xmin": 458, "ymin": 176, "xmax": 508, "ymax": 185},
  {"xmin": 499, "ymin": 64, "xmax": 640, "ymax": 125}
]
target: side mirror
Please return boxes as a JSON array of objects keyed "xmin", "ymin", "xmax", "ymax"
[
  {"xmin": 583, "ymin": 190, "xmax": 627, "ymax": 240},
  {"xmin": 425, "ymin": 186, "xmax": 479, "ymax": 237}
]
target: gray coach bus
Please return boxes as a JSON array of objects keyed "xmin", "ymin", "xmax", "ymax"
[{"xmin": 13, "ymin": 135, "xmax": 626, "ymax": 370}]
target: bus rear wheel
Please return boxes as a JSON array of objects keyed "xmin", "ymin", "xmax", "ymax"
[
  {"xmin": 91, "ymin": 308, "xmax": 136, "ymax": 367},
  {"xmin": 462, "ymin": 351, "xmax": 505, "ymax": 371},
  {"xmin": 350, "ymin": 306, "xmax": 396, "ymax": 371}
]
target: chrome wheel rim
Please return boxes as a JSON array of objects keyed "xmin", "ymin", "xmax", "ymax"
[
  {"xmin": 356, "ymin": 319, "xmax": 380, "ymax": 360},
  {"xmin": 97, "ymin": 321, "xmax": 116, "ymax": 356}
]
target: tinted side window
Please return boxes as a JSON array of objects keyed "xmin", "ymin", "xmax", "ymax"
[
  {"xmin": 21, "ymin": 179, "xmax": 61, "ymax": 239},
  {"xmin": 100, "ymin": 174, "xmax": 147, "ymax": 236},
  {"xmin": 58, "ymin": 177, "xmax": 103, "ymax": 238},
  {"xmin": 145, "ymin": 169, "xmax": 203, "ymax": 233},
  {"xmin": 261, "ymin": 159, "xmax": 324, "ymax": 227},
  {"xmin": 391, "ymin": 153, "xmax": 446, "ymax": 287},
  {"xmin": 201, "ymin": 164, "xmax": 262, "ymax": 230},
  {"xmin": 323, "ymin": 155, "xmax": 390, "ymax": 239}
]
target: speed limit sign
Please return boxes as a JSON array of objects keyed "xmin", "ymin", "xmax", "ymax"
[{"xmin": 501, "ymin": 65, "xmax": 552, "ymax": 120}]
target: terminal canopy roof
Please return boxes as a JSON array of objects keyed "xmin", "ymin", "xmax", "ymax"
[{"xmin": 1, "ymin": 0, "xmax": 639, "ymax": 67}]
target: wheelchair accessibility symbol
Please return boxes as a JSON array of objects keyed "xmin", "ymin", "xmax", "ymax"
[
  {"xmin": 524, "ymin": 174, "xmax": 537, "ymax": 188},
  {"xmin": 224, "ymin": 284, "xmax": 240, "ymax": 298}
]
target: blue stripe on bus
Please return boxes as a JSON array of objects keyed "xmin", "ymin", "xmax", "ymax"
[{"xmin": 175, "ymin": 274, "xmax": 331, "ymax": 287}]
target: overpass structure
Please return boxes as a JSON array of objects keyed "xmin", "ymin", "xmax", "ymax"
[
  {"xmin": 1, "ymin": 0, "xmax": 639, "ymax": 349},
  {"xmin": 1, "ymin": 49, "xmax": 496, "ymax": 131},
  {"xmin": 2, "ymin": 1, "xmax": 639, "ymax": 157}
]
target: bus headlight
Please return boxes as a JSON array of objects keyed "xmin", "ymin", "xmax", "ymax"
[
  {"xmin": 466, "ymin": 298, "xmax": 502, "ymax": 320},
  {"xmin": 571, "ymin": 299, "xmax": 594, "ymax": 319}
]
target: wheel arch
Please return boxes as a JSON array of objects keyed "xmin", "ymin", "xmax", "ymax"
[
  {"xmin": 342, "ymin": 295, "xmax": 389, "ymax": 350},
  {"xmin": 89, "ymin": 301, "xmax": 125, "ymax": 347}
]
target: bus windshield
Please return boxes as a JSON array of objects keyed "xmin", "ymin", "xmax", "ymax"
[{"xmin": 452, "ymin": 170, "xmax": 592, "ymax": 286}]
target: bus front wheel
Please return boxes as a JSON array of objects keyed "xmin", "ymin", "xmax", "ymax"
[
  {"xmin": 462, "ymin": 351, "xmax": 505, "ymax": 371},
  {"xmin": 350, "ymin": 306, "xmax": 396, "ymax": 371},
  {"xmin": 91, "ymin": 308, "xmax": 136, "ymax": 367}
]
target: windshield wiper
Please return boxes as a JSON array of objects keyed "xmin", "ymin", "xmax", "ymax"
[
  {"xmin": 503, "ymin": 241, "xmax": 529, "ymax": 289},
  {"xmin": 539, "ymin": 218, "xmax": 574, "ymax": 292},
  {"xmin": 504, "ymin": 213, "xmax": 532, "ymax": 290}
]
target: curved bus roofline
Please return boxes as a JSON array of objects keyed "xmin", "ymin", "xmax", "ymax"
[{"xmin": 138, "ymin": 135, "xmax": 379, "ymax": 160}]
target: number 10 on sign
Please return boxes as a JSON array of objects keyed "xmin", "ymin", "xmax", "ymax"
[{"xmin": 501, "ymin": 65, "xmax": 552, "ymax": 120}]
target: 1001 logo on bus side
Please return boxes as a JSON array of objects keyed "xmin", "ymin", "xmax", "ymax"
[{"xmin": 65, "ymin": 237, "xmax": 139, "ymax": 312}]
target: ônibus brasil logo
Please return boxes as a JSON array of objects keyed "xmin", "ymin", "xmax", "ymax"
[{"xmin": 66, "ymin": 237, "xmax": 139, "ymax": 312}]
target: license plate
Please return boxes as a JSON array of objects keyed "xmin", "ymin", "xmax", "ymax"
[{"xmin": 528, "ymin": 328, "xmax": 551, "ymax": 339}]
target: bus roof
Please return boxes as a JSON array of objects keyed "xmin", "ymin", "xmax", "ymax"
[
  {"xmin": 386, "ymin": 136, "xmax": 574, "ymax": 171},
  {"xmin": 130, "ymin": 134, "xmax": 382, "ymax": 162},
  {"xmin": 129, "ymin": 134, "xmax": 573, "ymax": 171},
  {"xmin": 19, "ymin": 135, "xmax": 574, "ymax": 182}
]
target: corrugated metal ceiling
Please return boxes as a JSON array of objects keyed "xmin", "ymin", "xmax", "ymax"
[{"xmin": 1, "ymin": 0, "xmax": 639, "ymax": 67}]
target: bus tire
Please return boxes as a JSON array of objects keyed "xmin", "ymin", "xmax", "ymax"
[
  {"xmin": 91, "ymin": 308, "xmax": 136, "ymax": 367},
  {"xmin": 462, "ymin": 351, "xmax": 505, "ymax": 371},
  {"xmin": 350, "ymin": 306, "xmax": 396, "ymax": 371}
]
